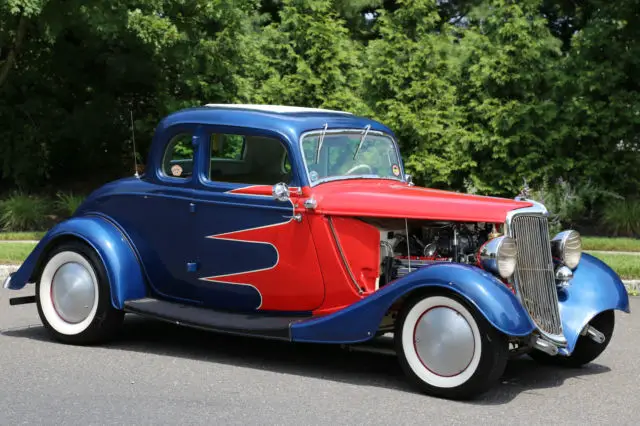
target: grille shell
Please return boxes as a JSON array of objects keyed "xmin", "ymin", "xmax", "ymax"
[{"xmin": 508, "ymin": 214, "xmax": 563, "ymax": 338}]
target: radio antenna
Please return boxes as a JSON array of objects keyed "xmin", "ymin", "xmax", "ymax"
[
  {"xmin": 405, "ymin": 217, "xmax": 411, "ymax": 272},
  {"xmin": 130, "ymin": 108, "xmax": 140, "ymax": 178}
]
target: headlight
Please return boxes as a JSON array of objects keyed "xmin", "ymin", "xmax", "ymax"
[
  {"xmin": 551, "ymin": 230, "xmax": 582, "ymax": 269},
  {"xmin": 479, "ymin": 236, "xmax": 518, "ymax": 279}
]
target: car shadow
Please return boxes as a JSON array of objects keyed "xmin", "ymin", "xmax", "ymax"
[{"xmin": 2, "ymin": 315, "xmax": 611, "ymax": 405}]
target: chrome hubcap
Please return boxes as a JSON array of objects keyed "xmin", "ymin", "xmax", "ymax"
[
  {"xmin": 51, "ymin": 262, "xmax": 96, "ymax": 324},
  {"xmin": 414, "ymin": 306, "xmax": 475, "ymax": 377}
]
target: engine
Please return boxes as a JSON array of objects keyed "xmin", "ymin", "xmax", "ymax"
[{"xmin": 366, "ymin": 218, "xmax": 496, "ymax": 288}]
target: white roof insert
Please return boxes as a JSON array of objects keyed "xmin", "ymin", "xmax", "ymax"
[{"xmin": 204, "ymin": 103, "xmax": 352, "ymax": 115}]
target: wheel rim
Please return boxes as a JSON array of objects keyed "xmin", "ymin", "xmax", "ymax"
[
  {"xmin": 413, "ymin": 306, "xmax": 475, "ymax": 377},
  {"xmin": 39, "ymin": 251, "xmax": 100, "ymax": 336},
  {"xmin": 51, "ymin": 261, "xmax": 96, "ymax": 324},
  {"xmin": 401, "ymin": 296, "xmax": 482, "ymax": 389}
]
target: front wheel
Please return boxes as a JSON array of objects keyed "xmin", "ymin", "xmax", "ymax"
[
  {"xmin": 395, "ymin": 292, "xmax": 508, "ymax": 400},
  {"xmin": 36, "ymin": 241, "xmax": 124, "ymax": 345}
]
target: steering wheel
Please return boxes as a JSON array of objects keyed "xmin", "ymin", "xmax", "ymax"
[{"xmin": 345, "ymin": 164, "xmax": 373, "ymax": 175}]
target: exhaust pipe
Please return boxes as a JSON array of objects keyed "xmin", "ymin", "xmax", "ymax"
[{"xmin": 531, "ymin": 336, "xmax": 559, "ymax": 356}]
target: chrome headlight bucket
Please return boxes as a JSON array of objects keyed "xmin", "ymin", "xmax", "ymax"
[
  {"xmin": 551, "ymin": 230, "xmax": 582, "ymax": 270},
  {"xmin": 479, "ymin": 236, "xmax": 518, "ymax": 279}
]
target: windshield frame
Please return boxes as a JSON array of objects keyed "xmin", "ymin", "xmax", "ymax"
[{"xmin": 298, "ymin": 128, "xmax": 406, "ymax": 187}]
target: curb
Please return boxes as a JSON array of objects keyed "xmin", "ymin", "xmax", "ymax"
[{"xmin": 0, "ymin": 240, "xmax": 39, "ymax": 244}]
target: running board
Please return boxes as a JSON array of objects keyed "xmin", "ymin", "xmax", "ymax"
[{"xmin": 123, "ymin": 298, "xmax": 312, "ymax": 341}]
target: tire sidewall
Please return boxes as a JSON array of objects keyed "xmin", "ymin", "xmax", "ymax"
[
  {"xmin": 36, "ymin": 241, "xmax": 121, "ymax": 344},
  {"xmin": 395, "ymin": 291, "xmax": 507, "ymax": 399},
  {"xmin": 401, "ymin": 296, "xmax": 483, "ymax": 389},
  {"xmin": 38, "ymin": 250, "xmax": 100, "ymax": 335}
]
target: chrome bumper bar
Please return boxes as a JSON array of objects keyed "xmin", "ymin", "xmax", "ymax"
[{"xmin": 531, "ymin": 335, "xmax": 559, "ymax": 356}]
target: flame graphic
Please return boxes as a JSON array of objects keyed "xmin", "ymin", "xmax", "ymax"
[{"xmin": 199, "ymin": 185, "xmax": 302, "ymax": 310}]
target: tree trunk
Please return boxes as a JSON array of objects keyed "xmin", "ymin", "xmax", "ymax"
[{"xmin": 0, "ymin": 14, "xmax": 28, "ymax": 89}]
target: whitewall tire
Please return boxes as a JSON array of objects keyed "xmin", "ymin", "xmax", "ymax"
[
  {"xmin": 395, "ymin": 292, "xmax": 508, "ymax": 400},
  {"xmin": 36, "ymin": 241, "xmax": 124, "ymax": 345}
]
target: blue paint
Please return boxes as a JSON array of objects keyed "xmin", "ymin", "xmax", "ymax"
[
  {"xmin": 290, "ymin": 263, "xmax": 536, "ymax": 344},
  {"xmin": 7, "ymin": 215, "xmax": 147, "ymax": 309},
  {"xmin": 70, "ymin": 177, "xmax": 299, "ymax": 309},
  {"xmin": 556, "ymin": 253, "xmax": 630, "ymax": 353}
]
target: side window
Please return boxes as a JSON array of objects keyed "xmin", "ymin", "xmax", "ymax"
[
  {"xmin": 208, "ymin": 133, "xmax": 293, "ymax": 185},
  {"xmin": 211, "ymin": 134, "xmax": 245, "ymax": 160},
  {"xmin": 162, "ymin": 133, "xmax": 194, "ymax": 179}
]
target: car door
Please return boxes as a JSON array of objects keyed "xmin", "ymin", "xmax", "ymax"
[
  {"xmin": 108, "ymin": 126, "xmax": 199, "ymax": 302},
  {"xmin": 186, "ymin": 127, "xmax": 325, "ymax": 313}
]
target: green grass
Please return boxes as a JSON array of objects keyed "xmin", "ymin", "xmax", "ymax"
[
  {"xmin": 583, "ymin": 236, "xmax": 640, "ymax": 252},
  {"xmin": 590, "ymin": 253, "xmax": 640, "ymax": 280},
  {"xmin": 0, "ymin": 242, "xmax": 37, "ymax": 264},
  {"xmin": 0, "ymin": 231, "xmax": 45, "ymax": 241}
]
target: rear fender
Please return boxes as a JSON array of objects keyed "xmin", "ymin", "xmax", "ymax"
[
  {"xmin": 6, "ymin": 214, "xmax": 147, "ymax": 309},
  {"xmin": 291, "ymin": 263, "xmax": 535, "ymax": 344}
]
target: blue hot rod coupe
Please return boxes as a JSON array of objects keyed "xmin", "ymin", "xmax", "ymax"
[{"xmin": 3, "ymin": 104, "xmax": 631, "ymax": 399}]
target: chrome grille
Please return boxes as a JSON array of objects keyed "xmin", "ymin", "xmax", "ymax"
[{"xmin": 509, "ymin": 215, "xmax": 563, "ymax": 337}]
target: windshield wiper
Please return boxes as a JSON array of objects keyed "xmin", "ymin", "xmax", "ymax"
[
  {"xmin": 353, "ymin": 124, "xmax": 371, "ymax": 160},
  {"xmin": 315, "ymin": 123, "xmax": 328, "ymax": 164}
]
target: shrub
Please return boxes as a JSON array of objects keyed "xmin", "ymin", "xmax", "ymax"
[
  {"xmin": 528, "ymin": 177, "xmax": 623, "ymax": 234},
  {"xmin": 55, "ymin": 191, "xmax": 85, "ymax": 217},
  {"xmin": 602, "ymin": 199, "xmax": 640, "ymax": 237},
  {"xmin": 0, "ymin": 193, "xmax": 51, "ymax": 231}
]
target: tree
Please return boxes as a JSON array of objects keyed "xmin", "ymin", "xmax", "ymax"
[
  {"xmin": 243, "ymin": 0, "xmax": 369, "ymax": 114},
  {"xmin": 363, "ymin": 0, "xmax": 474, "ymax": 189},
  {"xmin": 447, "ymin": 0, "xmax": 563, "ymax": 195},
  {"xmin": 552, "ymin": 0, "xmax": 640, "ymax": 196}
]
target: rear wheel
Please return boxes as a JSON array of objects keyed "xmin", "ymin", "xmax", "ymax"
[
  {"xmin": 395, "ymin": 292, "xmax": 508, "ymax": 400},
  {"xmin": 36, "ymin": 241, "xmax": 124, "ymax": 345},
  {"xmin": 529, "ymin": 310, "xmax": 615, "ymax": 367}
]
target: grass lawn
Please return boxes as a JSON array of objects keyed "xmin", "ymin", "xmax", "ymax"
[
  {"xmin": 0, "ymin": 231, "xmax": 45, "ymax": 241},
  {"xmin": 583, "ymin": 236, "xmax": 640, "ymax": 252},
  {"xmin": 0, "ymin": 242, "xmax": 37, "ymax": 264},
  {"xmin": 590, "ymin": 252, "xmax": 640, "ymax": 280}
]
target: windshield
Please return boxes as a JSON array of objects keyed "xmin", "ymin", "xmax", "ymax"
[{"xmin": 301, "ymin": 131, "xmax": 403, "ymax": 185}]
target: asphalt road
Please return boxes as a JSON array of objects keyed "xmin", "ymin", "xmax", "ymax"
[{"xmin": 1, "ymin": 285, "xmax": 638, "ymax": 426}]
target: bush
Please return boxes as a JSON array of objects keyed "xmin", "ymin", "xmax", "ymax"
[
  {"xmin": 528, "ymin": 177, "xmax": 623, "ymax": 234},
  {"xmin": 602, "ymin": 199, "xmax": 640, "ymax": 237},
  {"xmin": 55, "ymin": 191, "xmax": 85, "ymax": 218},
  {"xmin": 0, "ymin": 193, "xmax": 51, "ymax": 232}
]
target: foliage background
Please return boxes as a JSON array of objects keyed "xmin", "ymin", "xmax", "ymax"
[{"xmin": 1, "ymin": 0, "xmax": 639, "ymax": 234}]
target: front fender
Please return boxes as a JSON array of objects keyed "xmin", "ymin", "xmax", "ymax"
[
  {"xmin": 290, "ymin": 263, "xmax": 535, "ymax": 344},
  {"xmin": 558, "ymin": 253, "xmax": 630, "ymax": 354},
  {"xmin": 6, "ymin": 215, "xmax": 147, "ymax": 309}
]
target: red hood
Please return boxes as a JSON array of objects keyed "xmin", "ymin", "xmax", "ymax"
[{"xmin": 306, "ymin": 180, "xmax": 532, "ymax": 223}]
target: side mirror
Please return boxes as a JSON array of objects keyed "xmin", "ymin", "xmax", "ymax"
[
  {"xmin": 272, "ymin": 182, "xmax": 290, "ymax": 202},
  {"xmin": 406, "ymin": 174, "xmax": 415, "ymax": 186}
]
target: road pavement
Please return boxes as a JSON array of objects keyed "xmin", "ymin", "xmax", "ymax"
[{"xmin": 1, "ymin": 285, "xmax": 638, "ymax": 425}]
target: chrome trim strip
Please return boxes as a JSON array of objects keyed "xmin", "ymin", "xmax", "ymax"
[
  {"xmin": 327, "ymin": 217, "xmax": 364, "ymax": 295},
  {"xmin": 298, "ymin": 128, "xmax": 406, "ymax": 187}
]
